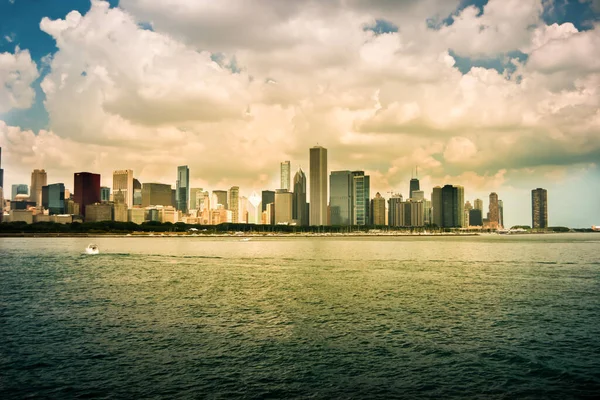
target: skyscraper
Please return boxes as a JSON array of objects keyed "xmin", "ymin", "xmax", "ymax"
[
  {"xmin": 280, "ymin": 161, "xmax": 290, "ymax": 191},
  {"xmin": 499, "ymin": 200, "xmax": 504, "ymax": 228},
  {"xmin": 488, "ymin": 192, "xmax": 499, "ymax": 229},
  {"xmin": 74, "ymin": 172, "xmax": 101, "ymax": 217},
  {"xmin": 352, "ymin": 171, "xmax": 370, "ymax": 226},
  {"xmin": 371, "ymin": 192, "xmax": 386, "ymax": 225},
  {"xmin": 229, "ymin": 186, "xmax": 239, "ymax": 223},
  {"xmin": 30, "ymin": 169, "xmax": 47, "ymax": 207},
  {"xmin": 310, "ymin": 146, "xmax": 327, "ymax": 226},
  {"xmin": 275, "ymin": 189, "xmax": 293, "ymax": 224},
  {"xmin": 176, "ymin": 165, "xmax": 190, "ymax": 214},
  {"xmin": 113, "ymin": 169, "xmax": 134, "ymax": 208},
  {"xmin": 330, "ymin": 170, "xmax": 353, "ymax": 226},
  {"xmin": 293, "ymin": 168, "xmax": 308, "ymax": 226},
  {"xmin": 388, "ymin": 193, "xmax": 403, "ymax": 227},
  {"xmin": 409, "ymin": 168, "xmax": 420, "ymax": 199},
  {"xmin": 532, "ymin": 188, "xmax": 548, "ymax": 229},
  {"xmin": 431, "ymin": 186, "xmax": 442, "ymax": 227},
  {"xmin": 440, "ymin": 184, "xmax": 464, "ymax": 228},
  {"xmin": 248, "ymin": 191, "xmax": 262, "ymax": 224}
]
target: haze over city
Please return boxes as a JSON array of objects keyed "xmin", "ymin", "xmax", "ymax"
[{"xmin": 1, "ymin": 0, "xmax": 599, "ymax": 227}]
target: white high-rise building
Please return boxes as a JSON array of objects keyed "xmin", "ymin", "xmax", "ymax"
[{"xmin": 248, "ymin": 191, "xmax": 261, "ymax": 224}]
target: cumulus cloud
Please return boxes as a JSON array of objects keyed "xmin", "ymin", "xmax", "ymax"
[
  {"xmin": 440, "ymin": 0, "xmax": 543, "ymax": 58},
  {"xmin": 0, "ymin": 48, "xmax": 39, "ymax": 113},
  {"xmin": 527, "ymin": 27, "xmax": 600, "ymax": 74}
]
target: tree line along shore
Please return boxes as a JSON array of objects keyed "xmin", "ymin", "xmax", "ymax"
[{"xmin": 0, "ymin": 221, "xmax": 590, "ymax": 236}]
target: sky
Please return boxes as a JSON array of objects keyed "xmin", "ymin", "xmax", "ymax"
[{"xmin": 0, "ymin": 0, "xmax": 599, "ymax": 228}]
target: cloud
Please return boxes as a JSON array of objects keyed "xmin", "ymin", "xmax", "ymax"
[
  {"xmin": 439, "ymin": 0, "xmax": 543, "ymax": 58},
  {"xmin": 527, "ymin": 26, "xmax": 600, "ymax": 75},
  {"xmin": 0, "ymin": 47, "xmax": 39, "ymax": 113}
]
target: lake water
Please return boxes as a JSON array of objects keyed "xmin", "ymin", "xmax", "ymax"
[{"xmin": 1, "ymin": 234, "xmax": 599, "ymax": 399}]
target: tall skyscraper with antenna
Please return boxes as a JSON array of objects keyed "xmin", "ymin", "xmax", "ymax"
[{"xmin": 409, "ymin": 166, "xmax": 420, "ymax": 199}]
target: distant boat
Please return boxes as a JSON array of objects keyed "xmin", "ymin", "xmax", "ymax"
[
  {"xmin": 240, "ymin": 238, "xmax": 251, "ymax": 242},
  {"xmin": 85, "ymin": 244, "xmax": 99, "ymax": 255},
  {"xmin": 592, "ymin": 226, "xmax": 600, "ymax": 232}
]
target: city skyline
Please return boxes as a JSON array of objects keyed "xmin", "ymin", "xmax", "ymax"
[
  {"xmin": 0, "ymin": 1, "xmax": 599, "ymax": 227},
  {"xmin": 1, "ymin": 147, "xmax": 557, "ymax": 229}
]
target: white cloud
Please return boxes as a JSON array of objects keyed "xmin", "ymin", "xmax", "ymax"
[
  {"xmin": 440, "ymin": 0, "xmax": 543, "ymax": 58},
  {"xmin": 444, "ymin": 137, "xmax": 478, "ymax": 163},
  {"xmin": 527, "ymin": 27, "xmax": 600, "ymax": 74},
  {"xmin": 0, "ymin": 48, "xmax": 39, "ymax": 113}
]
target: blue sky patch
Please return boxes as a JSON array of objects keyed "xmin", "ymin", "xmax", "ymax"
[{"xmin": 363, "ymin": 19, "xmax": 399, "ymax": 35}]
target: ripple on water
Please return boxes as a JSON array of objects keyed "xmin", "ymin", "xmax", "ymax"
[{"xmin": 0, "ymin": 235, "xmax": 599, "ymax": 399}]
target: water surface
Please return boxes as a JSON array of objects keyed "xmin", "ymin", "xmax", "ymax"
[{"xmin": 1, "ymin": 234, "xmax": 599, "ymax": 398}]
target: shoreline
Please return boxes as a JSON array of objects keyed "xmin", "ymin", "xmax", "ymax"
[{"xmin": 1, "ymin": 231, "xmax": 594, "ymax": 238}]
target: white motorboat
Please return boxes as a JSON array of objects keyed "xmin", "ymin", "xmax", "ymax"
[{"xmin": 86, "ymin": 244, "xmax": 99, "ymax": 255}]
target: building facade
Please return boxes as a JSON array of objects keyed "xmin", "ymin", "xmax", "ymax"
[
  {"xmin": 330, "ymin": 170, "xmax": 353, "ymax": 226},
  {"xmin": 532, "ymin": 188, "xmax": 548, "ymax": 229},
  {"xmin": 113, "ymin": 190, "xmax": 128, "ymax": 222},
  {"xmin": 309, "ymin": 146, "xmax": 327, "ymax": 226},
  {"xmin": 440, "ymin": 185, "xmax": 464, "ymax": 228},
  {"xmin": 45, "ymin": 183, "xmax": 65, "ymax": 215},
  {"xmin": 280, "ymin": 161, "xmax": 290, "ymax": 191},
  {"xmin": 229, "ymin": 186, "xmax": 239, "ymax": 223},
  {"xmin": 113, "ymin": 169, "xmax": 133, "ymax": 207},
  {"xmin": 409, "ymin": 177, "xmax": 420, "ymax": 199},
  {"xmin": 388, "ymin": 194, "xmax": 403, "ymax": 227},
  {"xmin": 352, "ymin": 171, "xmax": 370, "ymax": 226},
  {"xmin": 293, "ymin": 168, "xmax": 308, "ymax": 226},
  {"xmin": 469, "ymin": 209, "xmax": 483, "ymax": 226},
  {"xmin": 11, "ymin": 184, "xmax": 28, "ymax": 200},
  {"xmin": 30, "ymin": 169, "xmax": 48, "ymax": 207},
  {"xmin": 371, "ymin": 192, "xmax": 386, "ymax": 225},
  {"xmin": 100, "ymin": 186, "xmax": 110, "ymax": 202},
  {"xmin": 212, "ymin": 190, "xmax": 228, "ymax": 210},
  {"xmin": 274, "ymin": 189, "xmax": 293, "ymax": 224},
  {"xmin": 74, "ymin": 172, "xmax": 101, "ymax": 218},
  {"xmin": 141, "ymin": 183, "xmax": 172, "ymax": 207},
  {"xmin": 189, "ymin": 188, "xmax": 204, "ymax": 210},
  {"xmin": 488, "ymin": 192, "xmax": 499, "ymax": 229},
  {"xmin": 431, "ymin": 186, "xmax": 442, "ymax": 227},
  {"xmin": 85, "ymin": 203, "xmax": 112, "ymax": 222},
  {"xmin": 176, "ymin": 165, "xmax": 190, "ymax": 214}
]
